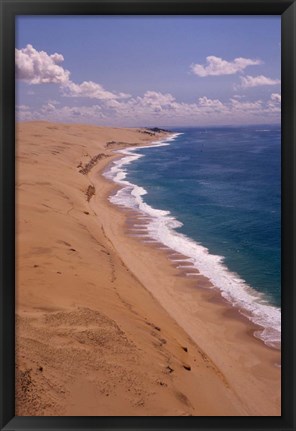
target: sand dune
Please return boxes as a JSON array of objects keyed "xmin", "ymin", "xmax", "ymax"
[{"xmin": 16, "ymin": 121, "xmax": 280, "ymax": 416}]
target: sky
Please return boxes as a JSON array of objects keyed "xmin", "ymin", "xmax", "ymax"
[{"xmin": 16, "ymin": 16, "xmax": 281, "ymax": 127}]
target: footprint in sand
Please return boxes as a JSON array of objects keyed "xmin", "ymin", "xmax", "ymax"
[
  {"xmin": 166, "ymin": 365, "xmax": 174, "ymax": 374},
  {"xmin": 145, "ymin": 321, "xmax": 161, "ymax": 332},
  {"xmin": 57, "ymin": 240, "xmax": 71, "ymax": 247}
]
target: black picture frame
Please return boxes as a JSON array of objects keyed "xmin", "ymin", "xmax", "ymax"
[{"xmin": 0, "ymin": 0, "xmax": 295, "ymax": 430}]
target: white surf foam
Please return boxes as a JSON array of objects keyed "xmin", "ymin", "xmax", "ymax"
[{"xmin": 103, "ymin": 133, "xmax": 281, "ymax": 350}]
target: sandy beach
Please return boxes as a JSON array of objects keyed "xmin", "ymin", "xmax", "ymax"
[{"xmin": 16, "ymin": 121, "xmax": 281, "ymax": 416}]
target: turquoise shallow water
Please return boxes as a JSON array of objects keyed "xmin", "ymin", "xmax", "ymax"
[{"xmin": 105, "ymin": 125, "xmax": 281, "ymax": 348}]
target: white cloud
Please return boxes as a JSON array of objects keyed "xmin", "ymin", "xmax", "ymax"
[
  {"xmin": 15, "ymin": 46, "xmax": 280, "ymax": 126},
  {"xmin": 16, "ymin": 105, "xmax": 30, "ymax": 111},
  {"xmin": 47, "ymin": 99, "xmax": 60, "ymax": 106},
  {"xmin": 198, "ymin": 96, "xmax": 226, "ymax": 111},
  {"xmin": 16, "ymin": 109, "xmax": 36, "ymax": 121},
  {"xmin": 239, "ymin": 75, "xmax": 281, "ymax": 88},
  {"xmin": 267, "ymin": 93, "xmax": 281, "ymax": 113},
  {"xmin": 137, "ymin": 91, "xmax": 178, "ymax": 111},
  {"xmin": 17, "ymin": 92, "xmax": 281, "ymax": 126},
  {"xmin": 191, "ymin": 56, "xmax": 262, "ymax": 77},
  {"xmin": 232, "ymin": 94, "xmax": 246, "ymax": 99},
  {"xmin": 17, "ymin": 102, "xmax": 106, "ymax": 122},
  {"xmin": 230, "ymin": 98, "xmax": 263, "ymax": 112},
  {"xmin": 16, "ymin": 45, "xmax": 131, "ymax": 103},
  {"xmin": 142, "ymin": 91, "xmax": 176, "ymax": 104},
  {"xmin": 62, "ymin": 80, "xmax": 130, "ymax": 101},
  {"xmin": 270, "ymin": 93, "xmax": 281, "ymax": 103},
  {"xmin": 104, "ymin": 91, "xmax": 180, "ymax": 120},
  {"xmin": 15, "ymin": 44, "xmax": 70, "ymax": 84}
]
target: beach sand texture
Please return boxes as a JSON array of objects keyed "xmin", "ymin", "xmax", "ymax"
[{"xmin": 16, "ymin": 122, "xmax": 280, "ymax": 416}]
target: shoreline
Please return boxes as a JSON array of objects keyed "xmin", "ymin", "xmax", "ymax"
[
  {"xmin": 102, "ymin": 132, "xmax": 281, "ymax": 352},
  {"xmin": 89, "ymin": 133, "xmax": 281, "ymax": 415},
  {"xmin": 122, "ymin": 207, "xmax": 280, "ymax": 353},
  {"xmin": 16, "ymin": 121, "xmax": 281, "ymax": 416}
]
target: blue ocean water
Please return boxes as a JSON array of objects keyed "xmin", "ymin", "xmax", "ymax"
[{"xmin": 105, "ymin": 126, "xmax": 281, "ymax": 348}]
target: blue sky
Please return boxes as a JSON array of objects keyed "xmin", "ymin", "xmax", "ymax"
[{"xmin": 16, "ymin": 16, "xmax": 281, "ymax": 126}]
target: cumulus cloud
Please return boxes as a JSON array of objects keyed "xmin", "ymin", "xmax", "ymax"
[
  {"xmin": 15, "ymin": 46, "xmax": 280, "ymax": 126},
  {"xmin": 17, "ymin": 102, "xmax": 106, "ymax": 122},
  {"xmin": 15, "ymin": 44, "xmax": 70, "ymax": 84},
  {"xmin": 267, "ymin": 93, "xmax": 281, "ymax": 112},
  {"xmin": 230, "ymin": 98, "xmax": 263, "ymax": 112},
  {"xmin": 239, "ymin": 75, "xmax": 281, "ymax": 88},
  {"xmin": 62, "ymin": 80, "xmax": 130, "ymax": 101},
  {"xmin": 142, "ymin": 91, "xmax": 176, "ymax": 104},
  {"xmin": 270, "ymin": 93, "xmax": 281, "ymax": 103},
  {"xmin": 191, "ymin": 56, "xmax": 262, "ymax": 77},
  {"xmin": 17, "ymin": 91, "xmax": 281, "ymax": 126},
  {"xmin": 47, "ymin": 99, "xmax": 60, "ymax": 105},
  {"xmin": 137, "ymin": 91, "xmax": 178, "ymax": 112},
  {"xmin": 198, "ymin": 96, "xmax": 226, "ymax": 111},
  {"xmin": 16, "ymin": 45, "xmax": 127, "ymax": 102}
]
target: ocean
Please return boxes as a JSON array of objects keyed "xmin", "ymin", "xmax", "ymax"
[{"xmin": 104, "ymin": 126, "xmax": 281, "ymax": 349}]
